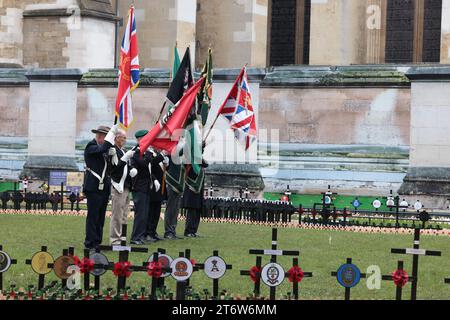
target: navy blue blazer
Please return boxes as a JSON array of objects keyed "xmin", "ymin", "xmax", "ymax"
[{"xmin": 83, "ymin": 139, "xmax": 112, "ymax": 193}]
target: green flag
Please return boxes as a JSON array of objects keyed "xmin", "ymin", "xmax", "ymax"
[
  {"xmin": 172, "ymin": 44, "xmax": 181, "ymax": 81},
  {"xmin": 198, "ymin": 48, "xmax": 213, "ymax": 126},
  {"xmin": 185, "ymin": 97, "xmax": 203, "ymax": 176}
]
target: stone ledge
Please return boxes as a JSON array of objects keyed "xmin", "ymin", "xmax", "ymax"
[
  {"xmin": 23, "ymin": 8, "xmax": 73, "ymax": 18},
  {"xmin": 261, "ymin": 65, "xmax": 411, "ymax": 88},
  {"xmin": 205, "ymin": 163, "xmax": 265, "ymax": 195},
  {"xmin": 0, "ymin": 69, "xmax": 28, "ymax": 86},
  {"xmin": 209, "ymin": 68, "xmax": 267, "ymax": 82},
  {"xmin": 79, "ymin": 68, "xmax": 171, "ymax": 87},
  {"xmin": 399, "ymin": 167, "xmax": 450, "ymax": 196},
  {"xmin": 406, "ymin": 66, "xmax": 450, "ymax": 81},
  {"xmin": 25, "ymin": 69, "xmax": 83, "ymax": 82},
  {"xmin": 21, "ymin": 156, "xmax": 79, "ymax": 180}
]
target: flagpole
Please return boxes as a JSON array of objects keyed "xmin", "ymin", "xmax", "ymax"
[
  {"xmin": 203, "ymin": 64, "xmax": 246, "ymax": 143},
  {"xmin": 156, "ymin": 41, "xmax": 179, "ymax": 124}
]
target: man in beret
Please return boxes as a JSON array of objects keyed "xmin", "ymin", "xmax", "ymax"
[
  {"xmin": 145, "ymin": 146, "xmax": 169, "ymax": 242},
  {"xmin": 83, "ymin": 125, "xmax": 119, "ymax": 250},
  {"xmin": 129, "ymin": 130, "xmax": 165, "ymax": 245}
]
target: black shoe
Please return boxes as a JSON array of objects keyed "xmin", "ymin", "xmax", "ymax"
[
  {"xmin": 164, "ymin": 234, "xmax": 183, "ymax": 240},
  {"xmin": 193, "ymin": 233, "xmax": 201, "ymax": 238},
  {"xmin": 130, "ymin": 240, "xmax": 145, "ymax": 245},
  {"xmin": 185, "ymin": 233, "xmax": 196, "ymax": 238},
  {"xmin": 153, "ymin": 235, "xmax": 163, "ymax": 241},
  {"xmin": 143, "ymin": 238, "xmax": 157, "ymax": 244}
]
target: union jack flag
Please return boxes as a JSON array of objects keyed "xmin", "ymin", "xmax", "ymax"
[
  {"xmin": 115, "ymin": 5, "xmax": 140, "ymax": 129},
  {"xmin": 218, "ymin": 66, "xmax": 257, "ymax": 150}
]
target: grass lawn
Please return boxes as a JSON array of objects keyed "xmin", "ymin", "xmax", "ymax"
[{"xmin": 0, "ymin": 214, "xmax": 449, "ymax": 300}]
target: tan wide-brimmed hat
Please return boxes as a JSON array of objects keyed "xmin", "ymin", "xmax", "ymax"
[{"xmin": 91, "ymin": 125, "xmax": 110, "ymax": 135}]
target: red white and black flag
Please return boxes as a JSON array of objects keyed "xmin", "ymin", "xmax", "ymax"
[{"xmin": 139, "ymin": 77, "xmax": 205, "ymax": 155}]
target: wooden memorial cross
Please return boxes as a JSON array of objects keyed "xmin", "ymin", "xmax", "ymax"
[
  {"xmin": 77, "ymin": 248, "xmax": 106, "ymax": 292},
  {"xmin": 0, "ymin": 245, "xmax": 17, "ymax": 292},
  {"xmin": 381, "ymin": 261, "xmax": 414, "ymax": 300},
  {"xmin": 173, "ymin": 251, "xmax": 199, "ymax": 300},
  {"xmin": 240, "ymin": 256, "xmax": 263, "ymax": 297},
  {"xmin": 47, "ymin": 248, "xmax": 75, "ymax": 289},
  {"xmin": 173, "ymin": 249, "xmax": 200, "ymax": 300},
  {"xmin": 98, "ymin": 224, "xmax": 148, "ymax": 292},
  {"xmin": 154, "ymin": 248, "xmax": 168, "ymax": 289},
  {"xmin": 286, "ymin": 257, "xmax": 313, "ymax": 300},
  {"xmin": 391, "ymin": 228, "xmax": 441, "ymax": 300},
  {"xmin": 55, "ymin": 182, "xmax": 73, "ymax": 211},
  {"xmin": 331, "ymin": 258, "xmax": 367, "ymax": 300},
  {"xmin": 184, "ymin": 249, "xmax": 201, "ymax": 287},
  {"xmin": 142, "ymin": 252, "xmax": 172, "ymax": 300},
  {"xmin": 82, "ymin": 248, "xmax": 91, "ymax": 291},
  {"xmin": 25, "ymin": 246, "xmax": 54, "ymax": 290},
  {"xmin": 196, "ymin": 250, "xmax": 233, "ymax": 299},
  {"xmin": 248, "ymin": 228, "xmax": 299, "ymax": 300}
]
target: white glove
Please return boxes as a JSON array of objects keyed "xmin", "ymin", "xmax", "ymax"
[
  {"xmin": 108, "ymin": 148, "xmax": 119, "ymax": 165},
  {"xmin": 105, "ymin": 125, "xmax": 119, "ymax": 145},
  {"xmin": 121, "ymin": 149, "xmax": 135, "ymax": 162},
  {"xmin": 163, "ymin": 156, "xmax": 169, "ymax": 166},
  {"xmin": 111, "ymin": 124, "xmax": 120, "ymax": 135},
  {"xmin": 129, "ymin": 168, "xmax": 138, "ymax": 178},
  {"xmin": 154, "ymin": 180, "xmax": 161, "ymax": 192}
]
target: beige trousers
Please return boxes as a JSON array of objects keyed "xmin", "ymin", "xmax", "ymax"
[{"xmin": 109, "ymin": 186, "xmax": 130, "ymax": 245}]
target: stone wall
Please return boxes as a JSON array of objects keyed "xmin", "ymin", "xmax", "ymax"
[
  {"xmin": 23, "ymin": 16, "xmax": 70, "ymax": 68},
  {"xmin": 309, "ymin": 0, "xmax": 368, "ymax": 65},
  {"xmin": 196, "ymin": 0, "xmax": 268, "ymax": 69},
  {"xmin": 0, "ymin": 66, "xmax": 412, "ymax": 145},
  {"xmin": 259, "ymin": 87, "xmax": 410, "ymax": 145},
  {"xmin": 0, "ymin": 86, "xmax": 28, "ymax": 137},
  {"xmin": 115, "ymin": 0, "xmax": 197, "ymax": 69}
]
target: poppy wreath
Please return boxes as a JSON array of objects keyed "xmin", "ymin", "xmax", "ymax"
[
  {"xmin": 249, "ymin": 266, "xmax": 262, "ymax": 283},
  {"xmin": 392, "ymin": 269, "xmax": 409, "ymax": 288},
  {"xmin": 73, "ymin": 256, "xmax": 95, "ymax": 274},
  {"xmin": 147, "ymin": 261, "xmax": 162, "ymax": 278},
  {"xmin": 287, "ymin": 266, "xmax": 304, "ymax": 283},
  {"xmin": 113, "ymin": 261, "xmax": 132, "ymax": 278}
]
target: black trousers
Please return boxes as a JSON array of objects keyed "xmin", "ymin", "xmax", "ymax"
[
  {"xmin": 184, "ymin": 208, "xmax": 201, "ymax": 235},
  {"xmin": 146, "ymin": 201, "xmax": 162, "ymax": 238},
  {"xmin": 131, "ymin": 192, "xmax": 150, "ymax": 242},
  {"xmin": 84, "ymin": 190, "xmax": 110, "ymax": 249}
]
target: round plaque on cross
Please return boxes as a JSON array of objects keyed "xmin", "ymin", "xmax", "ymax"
[
  {"xmin": 170, "ymin": 257, "xmax": 193, "ymax": 282},
  {"xmin": 90, "ymin": 252, "xmax": 109, "ymax": 277},
  {"xmin": 336, "ymin": 263, "xmax": 361, "ymax": 288},
  {"xmin": 261, "ymin": 263, "xmax": 285, "ymax": 287},
  {"xmin": 372, "ymin": 199, "xmax": 382, "ymax": 209},
  {"xmin": 203, "ymin": 256, "xmax": 227, "ymax": 280},
  {"xmin": 53, "ymin": 255, "xmax": 76, "ymax": 280},
  {"xmin": 31, "ymin": 251, "xmax": 54, "ymax": 275},
  {"xmin": 148, "ymin": 254, "xmax": 173, "ymax": 278},
  {"xmin": 0, "ymin": 251, "xmax": 12, "ymax": 273}
]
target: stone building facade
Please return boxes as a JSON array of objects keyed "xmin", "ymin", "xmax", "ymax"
[{"xmin": 2, "ymin": 0, "xmax": 450, "ymax": 68}]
